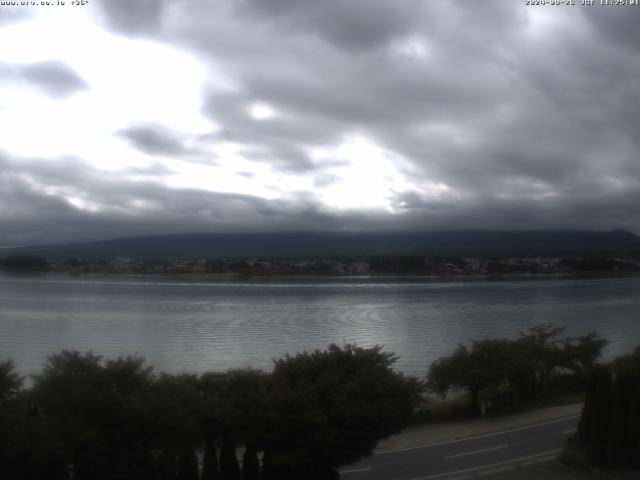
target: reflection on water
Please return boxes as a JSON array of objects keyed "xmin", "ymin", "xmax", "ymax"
[{"xmin": 1, "ymin": 273, "xmax": 640, "ymax": 376}]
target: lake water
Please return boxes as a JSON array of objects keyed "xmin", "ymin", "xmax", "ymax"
[{"xmin": 1, "ymin": 273, "xmax": 639, "ymax": 377}]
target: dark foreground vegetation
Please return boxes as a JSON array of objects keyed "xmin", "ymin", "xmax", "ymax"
[
  {"xmin": 426, "ymin": 325, "xmax": 607, "ymax": 416},
  {"xmin": 1, "ymin": 326, "xmax": 633, "ymax": 479},
  {"xmin": 0, "ymin": 345, "xmax": 419, "ymax": 480},
  {"xmin": 427, "ymin": 327, "xmax": 640, "ymax": 474},
  {"xmin": 570, "ymin": 346, "xmax": 640, "ymax": 469}
]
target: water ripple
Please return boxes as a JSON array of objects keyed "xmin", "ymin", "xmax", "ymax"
[{"xmin": 1, "ymin": 274, "xmax": 640, "ymax": 376}]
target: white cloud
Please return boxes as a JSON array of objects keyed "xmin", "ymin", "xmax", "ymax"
[
  {"xmin": 248, "ymin": 102, "xmax": 278, "ymax": 120},
  {"xmin": 309, "ymin": 134, "xmax": 418, "ymax": 212},
  {"xmin": 0, "ymin": 7, "xmax": 216, "ymax": 169},
  {"xmin": 391, "ymin": 34, "xmax": 430, "ymax": 60},
  {"xmin": 1, "ymin": 0, "xmax": 640, "ymax": 244}
]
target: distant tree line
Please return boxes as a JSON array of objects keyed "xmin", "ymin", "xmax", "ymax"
[
  {"xmin": 3, "ymin": 253, "xmax": 640, "ymax": 276},
  {"xmin": 0, "ymin": 255, "xmax": 48, "ymax": 272},
  {"xmin": 0, "ymin": 345, "xmax": 419, "ymax": 480},
  {"xmin": 426, "ymin": 325, "xmax": 607, "ymax": 415},
  {"xmin": 575, "ymin": 346, "xmax": 640, "ymax": 468}
]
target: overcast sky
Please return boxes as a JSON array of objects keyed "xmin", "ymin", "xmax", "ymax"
[{"xmin": 0, "ymin": 1, "xmax": 639, "ymax": 246}]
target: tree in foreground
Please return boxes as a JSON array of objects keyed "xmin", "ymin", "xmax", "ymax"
[
  {"xmin": 0, "ymin": 360, "xmax": 23, "ymax": 476},
  {"xmin": 242, "ymin": 444, "xmax": 261, "ymax": 480},
  {"xmin": 513, "ymin": 325, "xmax": 607, "ymax": 397},
  {"xmin": 150, "ymin": 373, "xmax": 203, "ymax": 480},
  {"xmin": 201, "ymin": 432, "xmax": 219, "ymax": 480},
  {"xmin": 1, "ymin": 345, "xmax": 419, "ymax": 479},
  {"xmin": 576, "ymin": 346, "xmax": 640, "ymax": 468},
  {"xmin": 28, "ymin": 351, "xmax": 155, "ymax": 480},
  {"xmin": 427, "ymin": 324, "xmax": 607, "ymax": 415},
  {"xmin": 199, "ymin": 368, "xmax": 269, "ymax": 480},
  {"xmin": 0, "ymin": 360, "xmax": 22, "ymax": 404},
  {"xmin": 427, "ymin": 339, "xmax": 515, "ymax": 415},
  {"xmin": 261, "ymin": 344, "xmax": 420, "ymax": 479}
]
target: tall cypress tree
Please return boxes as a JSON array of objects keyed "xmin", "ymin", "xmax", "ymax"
[
  {"xmin": 577, "ymin": 367, "xmax": 598, "ymax": 443},
  {"xmin": 219, "ymin": 433, "xmax": 241, "ymax": 480},
  {"xmin": 630, "ymin": 379, "xmax": 640, "ymax": 469},
  {"xmin": 177, "ymin": 449, "xmax": 199, "ymax": 480},
  {"xmin": 157, "ymin": 450, "xmax": 178, "ymax": 480},
  {"xmin": 589, "ymin": 367, "xmax": 613, "ymax": 466},
  {"xmin": 577, "ymin": 347, "xmax": 640, "ymax": 468},
  {"xmin": 136, "ymin": 450, "xmax": 158, "ymax": 480},
  {"xmin": 242, "ymin": 444, "xmax": 261, "ymax": 480},
  {"xmin": 202, "ymin": 434, "xmax": 219, "ymax": 480},
  {"xmin": 607, "ymin": 370, "xmax": 633, "ymax": 466}
]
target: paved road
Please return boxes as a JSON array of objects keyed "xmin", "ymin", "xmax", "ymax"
[{"xmin": 339, "ymin": 414, "xmax": 579, "ymax": 480}]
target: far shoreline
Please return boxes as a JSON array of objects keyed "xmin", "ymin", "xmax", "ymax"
[{"xmin": 2, "ymin": 270, "xmax": 640, "ymax": 285}]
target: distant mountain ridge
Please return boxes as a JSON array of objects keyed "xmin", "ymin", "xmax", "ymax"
[{"xmin": 9, "ymin": 229, "xmax": 640, "ymax": 260}]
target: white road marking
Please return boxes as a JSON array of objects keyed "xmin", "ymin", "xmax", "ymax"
[
  {"xmin": 478, "ymin": 465, "xmax": 515, "ymax": 476},
  {"xmin": 340, "ymin": 466, "xmax": 373, "ymax": 474},
  {"xmin": 562, "ymin": 428, "xmax": 577, "ymax": 435},
  {"xmin": 444, "ymin": 444, "xmax": 509, "ymax": 459},
  {"xmin": 408, "ymin": 448, "xmax": 562, "ymax": 480},
  {"xmin": 376, "ymin": 415, "xmax": 579, "ymax": 455}
]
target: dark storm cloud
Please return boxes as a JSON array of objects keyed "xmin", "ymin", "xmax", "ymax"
[
  {"xmin": 204, "ymin": 90, "xmax": 328, "ymax": 172},
  {"xmin": 95, "ymin": 0, "xmax": 170, "ymax": 35},
  {"xmin": 18, "ymin": 61, "xmax": 88, "ymax": 97},
  {"xmin": 0, "ymin": 153, "xmax": 341, "ymax": 246},
  {"xmin": 3, "ymin": 0, "xmax": 640, "ymax": 245},
  {"xmin": 236, "ymin": 0, "xmax": 423, "ymax": 51},
  {"xmin": 117, "ymin": 124, "xmax": 226, "ymax": 166},
  {"xmin": 580, "ymin": 7, "xmax": 640, "ymax": 51},
  {"xmin": 117, "ymin": 124, "xmax": 188, "ymax": 156},
  {"xmin": 185, "ymin": 0, "xmax": 534, "ymax": 183},
  {"xmin": 67, "ymin": 0, "xmax": 640, "ymax": 230},
  {"xmin": 0, "ymin": 60, "xmax": 87, "ymax": 98}
]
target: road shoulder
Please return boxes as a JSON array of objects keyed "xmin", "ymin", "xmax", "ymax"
[
  {"xmin": 377, "ymin": 403, "xmax": 583, "ymax": 452},
  {"xmin": 487, "ymin": 460, "xmax": 638, "ymax": 480}
]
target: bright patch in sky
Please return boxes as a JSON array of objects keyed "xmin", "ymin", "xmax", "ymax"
[
  {"xmin": 0, "ymin": 6, "xmax": 215, "ymax": 171},
  {"xmin": 391, "ymin": 34, "xmax": 430, "ymax": 60},
  {"xmin": 161, "ymin": 132, "xmax": 422, "ymax": 213},
  {"xmin": 524, "ymin": 6, "xmax": 570, "ymax": 38},
  {"xmin": 18, "ymin": 172, "xmax": 102, "ymax": 212},
  {"xmin": 2, "ymin": 0, "xmax": 636, "ymax": 245},
  {"xmin": 310, "ymin": 134, "xmax": 417, "ymax": 212},
  {"xmin": 249, "ymin": 102, "xmax": 278, "ymax": 120},
  {"xmin": 0, "ymin": 3, "xmax": 460, "ymax": 220}
]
